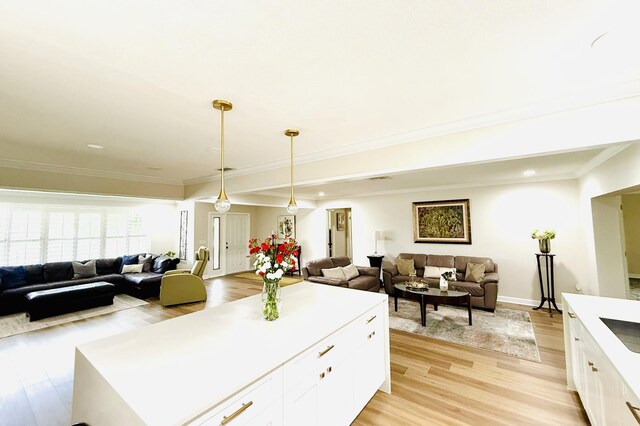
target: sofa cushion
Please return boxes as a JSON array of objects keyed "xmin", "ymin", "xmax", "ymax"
[
  {"xmin": 0, "ymin": 266, "xmax": 28, "ymax": 290},
  {"xmin": 123, "ymin": 272, "xmax": 163, "ymax": 286},
  {"xmin": 43, "ymin": 262, "xmax": 73, "ymax": 282},
  {"xmin": 73, "ymin": 260, "xmax": 97, "ymax": 279},
  {"xmin": 426, "ymin": 254, "xmax": 455, "ymax": 268},
  {"xmin": 95, "ymin": 258, "xmax": 122, "ymax": 275},
  {"xmin": 331, "ymin": 256, "xmax": 351, "ymax": 268},
  {"xmin": 399, "ymin": 253, "xmax": 426, "ymax": 270},
  {"xmin": 455, "ymin": 256, "xmax": 495, "ymax": 274},
  {"xmin": 341, "ymin": 264, "xmax": 360, "ymax": 280},
  {"xmin": 396, "ymin": 258, "xmax": 415, "ymax": 276},
  {"xmin": 465, "ymin": 262, "xmax": 486, "ymax": 283},
  {"xmin": 306, "ymin": 258, "xmax": 335, "ymax": 277},
  {"xmin": 24, "ymin": 264, "xmax": 45, "ymax": 285},
  {"xmin": 348, "ymin": 275, "xmax": 378, "ymax": 291},
  {"xmin": 152, "ymin": 255, "xmax": 174, "ymax": 274},
  {"xmin": 452, "ymin": 281, "xmax": 484, "ymax": 297},
  {"xmin": 322, "ymin": 267, "xmax": 346, "ymax": 280},
  {"xmin": 424, "ymin": 266, "xmax": 457, "ymax": 280}
]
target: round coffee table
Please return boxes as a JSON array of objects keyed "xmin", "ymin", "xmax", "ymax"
[{"xmin": 394, "ymin": 283, "xmax": 472, "ymax": 326}]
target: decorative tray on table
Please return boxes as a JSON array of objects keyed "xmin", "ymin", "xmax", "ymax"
[{"xmin": 406, "ymin": 280, "xmax": 429, "ymax": 291}]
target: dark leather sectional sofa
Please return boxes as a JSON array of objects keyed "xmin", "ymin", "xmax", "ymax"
[{"xmin": 0, "ymin": 254, "xmax": 179, "ymax": 315}]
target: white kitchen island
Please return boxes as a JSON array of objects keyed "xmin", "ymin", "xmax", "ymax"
[{"xmin": 71, "ymin": 282, "xmax": 391, "ymax": 426}]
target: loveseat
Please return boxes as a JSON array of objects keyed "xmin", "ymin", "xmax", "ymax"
[
  {"xmin": 0, "ymin": 254, "xmax": 179, "ymax": 315},
  {"xmin": 383, "ymin": 253, "xmax": 499, "ymax": 311},
  {"xmin": 302, "ymin": 256, "xmax": 381, "ymax": 292}
]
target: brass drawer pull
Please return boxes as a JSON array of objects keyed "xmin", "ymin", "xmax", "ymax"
[
  {"xmin": 327, "ymin": 366, "xmax": 332, "ymax": 373},
  {"xmin": 319, "ymin": 345, "xmax": 335, "ymax": 357},
  {"xmin": 220, "ymin": 401, "xmax": 253, "ymax": 425},
  {"xmin": 368, "ymin": 331, "xmax": 377, "ymax": 339},
  {"xmin": 366, "ymin": 315, "xmax": 377, "ymax": 324},
  {"xmin": 626, "ymin": 401, "xmax": 640, "ymax": 423},
  {"xmin": 588, "ymin": 361, "xmax": 594, "ymax": 367},
  {"xmin": 591, "ymin": 366, "xmax": 598, "ymax": 372},
  {"xmin": 574, "ymin": 337, "xmax": 580, "ymax": 341},
  {"xmin": 568, "ymin": 312, "xmax": 576, "ymax": 319},
  {"xmin": 320, "ymin": 372, "xmax": 325, "ymax": 379}
]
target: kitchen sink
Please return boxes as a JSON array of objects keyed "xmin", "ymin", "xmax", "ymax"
[{"xmin": 599, "ymin": 318, "xmax": 640, "ymax": 354}]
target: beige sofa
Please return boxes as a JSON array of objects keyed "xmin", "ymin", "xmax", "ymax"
[
  {"xmin": 383, "ymin": 253, "xmax": 499, "ymax": 311},
  {"xmin": 302, "ymin": 256, "xmax": 381, "ymax": 292}
]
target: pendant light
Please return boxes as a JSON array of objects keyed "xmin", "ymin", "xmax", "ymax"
[
  {"xmin": 212, "ymin": 99, "xmax": 232, "ymax": 213},
  {"xmin": 284, "ymin": 128, "xmax": 299, "ymax": 214}
]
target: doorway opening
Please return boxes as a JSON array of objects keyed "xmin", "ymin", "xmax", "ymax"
[{"xmin": 326, "ymin": 208, "xmax": 352, "ymax": 259}]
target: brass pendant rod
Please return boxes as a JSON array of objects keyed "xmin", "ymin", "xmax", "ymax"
[
  {"xmin": 290, "ymin": 134, "xmax": 295, "ymax": 203},
  {"xmin": 220, "ymin": 107, "xmax": 226, "ymax": 198}
]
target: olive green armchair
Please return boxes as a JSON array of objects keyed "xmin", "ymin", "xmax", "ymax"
[{"xmin": 159, "ymin": 246, "xmax": 208, "ymax": 307}]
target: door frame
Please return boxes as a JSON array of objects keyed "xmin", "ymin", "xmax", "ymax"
[{"xmin": 207, "ymin": 212, "xmax": 251, "ymax": 278}]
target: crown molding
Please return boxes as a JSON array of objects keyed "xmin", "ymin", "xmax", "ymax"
[
  {"xmin": 0, "ymin": 158, "xmax": 184, "ymax": 186},
  {"xmin": 574, "ymin": 144, "xmax": 630, "ymax": 177},
  {"xmin": 184, "ymin": 79, "xmax": 640, "ymax": 186}
]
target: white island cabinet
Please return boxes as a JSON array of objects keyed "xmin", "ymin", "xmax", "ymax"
[
  {"xmin": 563, "ymin": 293, "xmax": 640, "ymax": 426},
  {"xmin": 71, "ymin": 283, "xmax": 391, "ymax": 426}
]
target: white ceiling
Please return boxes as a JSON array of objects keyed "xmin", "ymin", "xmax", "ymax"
[{"xmin": 1, "ymin": 1, "xmax": 640, "ymax": 193}]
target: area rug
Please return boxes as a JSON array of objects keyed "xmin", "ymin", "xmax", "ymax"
[
  {"xmin": 0, "ymin": 294, "xmax": 148, "ymax": 339},
  {"xmin": 233, "ymin": 272, "xmax": 303, "ymax": 286},
  {"xmin": 389, "ymin": 298, "xmax": 541, "ymax": 362},
  {"xmin": 630, "ymin": 278, "xmax": 640, "ymax": 301}
]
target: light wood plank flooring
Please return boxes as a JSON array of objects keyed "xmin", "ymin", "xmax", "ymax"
[{"xmin": 0, "ymin": 276, "xmax": 588, "ymax": 425}]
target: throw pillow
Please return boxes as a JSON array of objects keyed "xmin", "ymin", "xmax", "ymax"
[
  {"xmin": 424, "ymin": 266, "xmax": 440, "ymax": 279},
  {"xmin": 341, "ymin": 264, "xmax": 360, "ymax": 280},
  {"xmin": 0, "ymin": 266, "xmax": 28, "ymax": 290},
  {"xmin": 322, "ymin": 267, "xmax": 346, "ymax": 280},
  {"xmin": 152, "ymin": 255, "xmax": 173, "ymax": 273},
  {"xmin": 465, "ymin": 262, "xmax": 486, "ymax": 283},
  {"xmin": 440, "ymin": 267, "xmax": 457, "ymax": 281},
  {"xmin": 138, "ymin": 254, "xmax": 153, "ymax": 272},
  {"xmin": 396, "ymin": 258, "xmax": 415, "ymax": 276},
  {"xmin": 122, "ymin": 264, "xmax": 144, "ymax": 274},
  {"xmin": 72, "ymin": 260, "xmax": 97, "ymax": 279},
  {"xmin": 121, "ymin": 254, "xmax": 139, "ymax": 273}
]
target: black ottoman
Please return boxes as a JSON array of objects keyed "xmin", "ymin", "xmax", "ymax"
[{"xmin": 25, "ymin": 282, "xmax": 115, "ymax": 321}]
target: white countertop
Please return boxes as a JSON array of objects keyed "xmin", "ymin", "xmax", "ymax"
[
  {"xmin": 75, "ymin": 282, "xmax": 387, "ymax": 425},
  {"xmin": 563, "ymin": 293, "xmax": 640, "ymax": 398}
]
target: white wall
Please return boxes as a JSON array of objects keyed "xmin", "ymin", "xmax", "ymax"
[{"xmin": 295, "ymin": 179, "xmax": 588, "ymax": 303}]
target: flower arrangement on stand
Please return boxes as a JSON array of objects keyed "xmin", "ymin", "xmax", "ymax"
[
  {"xmin": 249, "ymin": 234, "xmax": 299, "ymax": 321},
  {"xmin": 531, "ymin": 229, "xmax": 556, "ymax": 253}
]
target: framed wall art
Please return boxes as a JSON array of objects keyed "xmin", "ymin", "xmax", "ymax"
[
  {"xmin": 336, "ymin": 212, "xmax": 346, "ymax": 231},
  {"xmin": 277, "ymin": 215, "xmax": 296, "ymax": 239},
  {"xmin": 412, "ymin": 199, "xmax": 471, "ymax": 244}
]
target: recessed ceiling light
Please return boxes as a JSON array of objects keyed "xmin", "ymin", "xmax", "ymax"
[
  {"xmin": 87, "ymin": 144, "xmax": 104, "ymax": 149},
  {"xmin": 146, "ymin": 166, "xmax": 162, "ymax": 171},
  {"xmin": 523, "ymin": 169, "xmax": 536, "ymax": 177},
  {"xmin": 318, "ymin": 192, "xmax": 325, "ymax": 196}
]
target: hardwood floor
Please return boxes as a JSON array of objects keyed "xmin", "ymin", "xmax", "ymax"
[{"xmin": 0, "ymin": 276, "xmax": 588, "ymax": 426}]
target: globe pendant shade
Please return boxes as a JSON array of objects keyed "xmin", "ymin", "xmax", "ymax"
[
  {"xmin": 214, "ymin": 198, "xmax": 231, "ymax": 213},
  {"xmin": 286, "ymin": 203, "xmax": 299, "ymax": 215}
]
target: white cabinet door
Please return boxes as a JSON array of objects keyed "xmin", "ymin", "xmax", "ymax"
[
  {"xmin": 284, "ymin": 374, "xmax": 319, "ymax": 426},
  {"xmin": 245, "ymin": 399, "xmax": 283, "ymax": 426},
  {"xmin": 318, "ymin": 356, "xmax": 354, "ymax": 425},
  {"xmin": 352, "ymin": 315, "xmax": 385, "ymax": 414},
  {"xmin": 621, "ymin": 384, "xmax": 640, "ymax": 426}
]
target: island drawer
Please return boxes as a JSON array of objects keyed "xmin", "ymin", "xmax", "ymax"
[{"xmin": 191, "ymin": 367, "xmax": 283, "ymax": 426}]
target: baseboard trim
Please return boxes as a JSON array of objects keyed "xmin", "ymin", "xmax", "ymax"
[
  {"xmin": 497, "ymin": 295, "xmax": 563, "ymax": 311},
  {"xmin": 628, "ymin": 274, "xmax": 640, "ymax": 279}
]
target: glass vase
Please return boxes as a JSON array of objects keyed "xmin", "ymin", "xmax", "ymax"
[
  {"xmin": 439, "ymin": 276, "xmax": 449, "ymax": 291},
  {"xmin": 539, "ymin": 239, "xmax": 551, "ymax": 254},
  {"xmin": 262, "ymin": 278, "xmax": 282, "ymax": 321}
]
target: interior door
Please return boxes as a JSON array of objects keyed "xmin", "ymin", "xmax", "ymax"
[{"xmin": 225, "ymin": 213, "xmax": 249, "ymax": 274}]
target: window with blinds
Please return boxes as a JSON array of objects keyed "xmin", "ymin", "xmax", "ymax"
[{"xmin": 0, "ymin": 207, "xmax": 151, "ymax": 266}]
